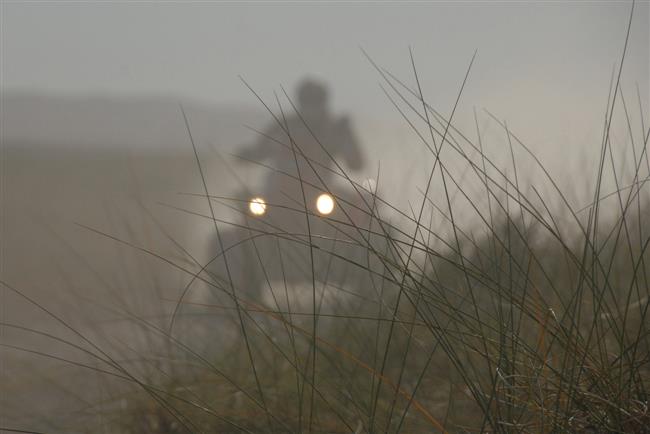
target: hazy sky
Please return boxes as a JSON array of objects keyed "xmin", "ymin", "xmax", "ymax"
[
  {"xmin": 2, "ymin": 1, "xmax": 649, "ymax": 174},
  {"xmin": 3, "ymin": 1, "xmax": 647, "ymax": 107}
]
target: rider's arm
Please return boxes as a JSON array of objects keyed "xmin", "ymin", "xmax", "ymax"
[{"xmin": 235, "ymin": 126, "xmax": 282, "ymax": 163}]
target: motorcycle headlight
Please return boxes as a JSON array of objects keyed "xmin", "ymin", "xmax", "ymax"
[
  {"xmin": 316, "ymin": 193, "xmax": 335, "ymax": 215},
  {"xmin": 249, "ymin": 197, "xmax": 267, "ymax": 216}
]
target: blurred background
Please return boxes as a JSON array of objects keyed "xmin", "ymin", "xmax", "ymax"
[{"xmin": 1, "ymin": 1, "xmax": 649, "ymax": 429}]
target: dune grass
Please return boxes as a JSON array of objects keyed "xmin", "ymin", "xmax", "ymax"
[{"xmin": 2, "ymin": 4, "xmax": 649, "ymax": 433}]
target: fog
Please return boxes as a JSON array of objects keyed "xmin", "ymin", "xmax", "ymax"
[{"xmin": 1, "ymin": 2, "xmax": 649, "ymax": 431}]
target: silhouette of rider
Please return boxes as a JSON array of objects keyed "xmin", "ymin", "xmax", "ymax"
[
  {"xmin": 211, "ymin": 79, "xmax": 374, "ymax": 304},
  {"xmin": 236, "ymin": 78, "xmax": 365, "ymax": 209}
]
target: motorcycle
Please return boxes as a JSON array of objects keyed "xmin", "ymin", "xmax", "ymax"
[{"xmin": 207, "ymin": 174, "xmax": 394, "ymax": 321}]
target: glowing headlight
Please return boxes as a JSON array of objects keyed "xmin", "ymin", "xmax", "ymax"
[
  {"xmin": 316, "ymin": 193, "xmax": 335, "ymax": 215},
  {"xmin": 249, "ymin": 197, "xmax": 267, "ymax": 216}
]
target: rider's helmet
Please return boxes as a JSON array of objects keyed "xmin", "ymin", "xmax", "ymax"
[{"xmin": 297, "ymin": 78, "xmax": 329, "ymax": 113}]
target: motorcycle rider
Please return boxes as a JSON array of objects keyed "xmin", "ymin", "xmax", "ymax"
[{"xmin": 235, "ymin": 78, "xmax": 366, "ymax": 209}]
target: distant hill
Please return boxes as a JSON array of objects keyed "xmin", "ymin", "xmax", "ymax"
[{"xmin": 2, "ymin": 92, "xmax": 268, "ymax": 152}]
